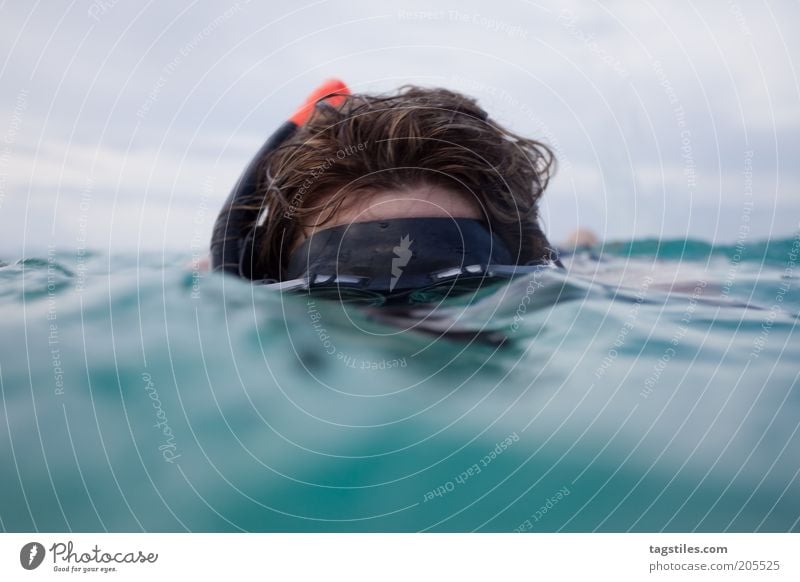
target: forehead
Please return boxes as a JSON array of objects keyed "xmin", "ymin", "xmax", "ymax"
[{"xmin": 298, "ymin": 184, "xmax": 484, "ymax": 242}]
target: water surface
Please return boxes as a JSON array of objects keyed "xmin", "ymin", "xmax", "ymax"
[{"xmin": 1, "ymin": 237, "xmax": 798, "ymax": 532}]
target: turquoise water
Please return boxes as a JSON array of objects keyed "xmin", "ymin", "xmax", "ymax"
[{"xmin": 1, "ymin": 237, "xmax": 799, "ymax": 532}]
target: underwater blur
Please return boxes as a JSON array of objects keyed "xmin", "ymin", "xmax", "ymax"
[{"xmin": 1, "ymin": 236, "xmax": 798, "ymax": 532}]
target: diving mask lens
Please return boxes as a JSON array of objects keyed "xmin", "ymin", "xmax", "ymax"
[
  {"xmin": 407, "ymin": 275, "xmax": 505, "ymax": 304},
  {"xmin": 303, "ymin": 285, "xmax": 387, "ymax": 306}
]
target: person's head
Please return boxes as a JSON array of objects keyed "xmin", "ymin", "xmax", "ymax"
[{"xmin": 248, "ymin": 85, "xmax": 556, "ymax": 281}]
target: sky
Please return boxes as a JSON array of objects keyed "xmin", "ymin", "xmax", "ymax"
[{"xmin": 0, "ymin": 0, "xmax": 798, "ymax": 255}]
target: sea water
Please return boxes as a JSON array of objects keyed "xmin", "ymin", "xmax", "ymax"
[{"xmin": 1, "ymin": 237, "xmax": 798, "ymax": 532}]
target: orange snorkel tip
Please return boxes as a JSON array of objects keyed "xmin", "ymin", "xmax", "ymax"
[{"xmin": 288, "ymin": 78, "xmax": 351, "ymax": 126}]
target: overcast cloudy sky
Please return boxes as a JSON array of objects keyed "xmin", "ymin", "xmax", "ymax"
[{"xmin": 1, "ymin": 0, "xmax": 798, "ymax": 254}]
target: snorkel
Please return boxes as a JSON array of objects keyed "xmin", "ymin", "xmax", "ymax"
[{"xmin": 209, "ymin": 79, "xmax": 351, "ymax": 277}]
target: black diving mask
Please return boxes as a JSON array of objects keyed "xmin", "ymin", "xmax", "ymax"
[{"xmin": 259, "ymin": 217, "xmax": 557, "ymax": 306}]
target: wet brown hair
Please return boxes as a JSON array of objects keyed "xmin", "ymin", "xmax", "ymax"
[{"xmin": 250, "ymin": 85, "xmax": 556, "ymax": 280}]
